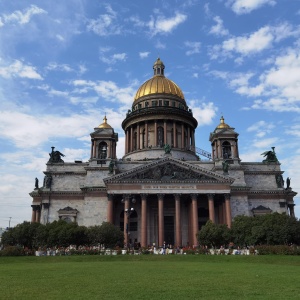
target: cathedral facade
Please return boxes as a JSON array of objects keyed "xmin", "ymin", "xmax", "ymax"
[{"xmin": 30, "ymin": 58, "xmax": 296, "ymax": 247}]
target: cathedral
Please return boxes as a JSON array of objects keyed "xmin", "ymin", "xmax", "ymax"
[{"xmin": 30, "ymin": 58, "xmax": 296, "ymax": 247}]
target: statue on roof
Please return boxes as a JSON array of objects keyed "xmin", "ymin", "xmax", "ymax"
[
  {"xmin": 286, "ymin": 177, "xmax": 291, "ymax": 189},
  {"xmin": 164, "ymin": 144, "xmax": 171, "ymax": 154},
  {"xmin": 48, "ymin": 146, "xmax": 65, "ymax": 163},
  {"xmin": 261, "ymin": 147, "xmax": 278, "ymax": 163},
  {"xmin": 222, "ymin": 160, "xmax": 229, "ymax": 174}
]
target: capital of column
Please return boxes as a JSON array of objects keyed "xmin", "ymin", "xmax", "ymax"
[
  {"xmin": 157, "ymin": 194, "xmax": 165, "ymax": 200},
  {"xmin": 174, "ymin": 194, "xmax": 181, "ymax": 201},
  {"xmin": 207, "ymin": 193, "xmax": 215, "ymax": 200},
  {"xmin": 191, "ymin": 194, "xmax": 198, "ymax": 201},
  {"xmin": 141, "ymin": 194, "xmax": 148, "ymax": 200},
  {"xmin": 31, "ymin": 205, "xmax": 40, "ymax": 211},
  {"xmin": 224, "ymin": 193, "xmax": 231, "ymax": 201}
]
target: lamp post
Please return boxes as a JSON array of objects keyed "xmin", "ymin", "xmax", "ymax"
[{"xmin": 122, "ymin": 196, "xmax": 136, "ymax": 249}]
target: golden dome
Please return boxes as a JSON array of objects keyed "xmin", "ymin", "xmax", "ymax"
[
  {"xmin": 216, "ymin": 116, "xmax": 230, "ymax": 129},
  {"xmin": 133, "ymin": 58, "xmax": 185, "ymax": 103},
  {"xmin": 98, "ymin": 115, "xmax": 112, "ymax": 129}
]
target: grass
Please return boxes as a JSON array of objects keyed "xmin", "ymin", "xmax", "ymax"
[{"xmin": 0, "ymin": 255, "xmax": 299, "ymax": 299}]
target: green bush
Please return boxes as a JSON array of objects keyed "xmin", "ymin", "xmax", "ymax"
[
  {"xmin": 0, "ymin": 246, "xmax": 25, "ymax": 256},
  {"xmin": 256, "ymin": 245, "xmax": 300, "ymax": 255}
]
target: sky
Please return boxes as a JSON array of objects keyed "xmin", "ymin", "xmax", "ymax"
[{"xmin": 1, "ymin": 0, "xmax": 300, "ymax": 229}]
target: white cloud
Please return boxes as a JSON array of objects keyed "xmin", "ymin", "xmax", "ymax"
[
  {"xmin": 247, "ymin": 120, "xmax": 275, "ymax": 137},
  {"xmin": 130, "ymin": 12, "xmax": 187, "ymax": 36},
  {"xmin": 209, "ymin": 16, "xmax": 229, "ymax": 36},
  {"xmin": 223, "ymin": 26, "xmax": 273, "ymax": 55},
  {"xmin": 1, "ymin": 5, "xmax": 47, "ymax": 26},
  {"xmin": 185, "ymin": 41, "xmax": 201, "ymax": 56},
  {"xmin": 100, "ymin": 53, "xmax": 127, "ymax": 64},
  {"xmin": 210, "ymin": 23, "xmax": 298, "ymax": 60},
  {"xmin": 0, "ymin": 60, "xmax": 43, "ymax": 80},
  {"xmin": 87, "ymin": 5, "xmax": 121, "ymax": 36},
  {"xmin": 0, "ymin": 110, "xmax": 100, "ymax": 148},
  {"xmin": 139, "ymin": 52, "xmax": 150, "ymax": 59},
  {"xmin": 188, "ymin": 100, "xmax": 218, "ymax": 126},
  {"xmin": 71, "ymin": 79, "xmax": 138, "ymax": 106},
  {"xmin": 46, "ymin": 62, "xmax": 74, "ymax": 72},
  {"xmin": 227, "ymin": 0, "xmax": 276, "ymax": 15}
]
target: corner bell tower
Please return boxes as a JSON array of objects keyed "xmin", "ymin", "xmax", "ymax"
[
  {"xmin": 209, "ymin": 116, "xmax": 240, "ymax": 163},
  {"xmin": 90, "ymin": 116, "xmax": 118, "ymax": 161}
]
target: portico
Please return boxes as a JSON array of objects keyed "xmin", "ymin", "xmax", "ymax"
[{"xmin": 104, "ymin": 156, "xmax": 233, "ymax": 247}]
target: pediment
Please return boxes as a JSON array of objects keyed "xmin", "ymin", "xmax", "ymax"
[{"xmin": 104, "ymin": 157, "xmax": 233, "ymax": 184}]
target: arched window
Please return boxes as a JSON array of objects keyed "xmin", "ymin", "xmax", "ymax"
[
  {"xmin": 222, "ymin": 141, "xmax": 231, "ymax": 158},
  {"xmin": 98, "ymin": 142, "xmax": 107, "ymax": 159},
  {"xmin": 157, "ymin": 126, "xmax": 164, "ymax": 147}
]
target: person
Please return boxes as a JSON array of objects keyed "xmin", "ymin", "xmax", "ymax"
[{"xmin": 162, "ymin": 241, "xmax": 167, "ymax": 255}]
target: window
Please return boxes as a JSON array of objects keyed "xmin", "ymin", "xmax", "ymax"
[
  {"xmin": 98, "ymin": 142, "xmax": 107, "ymax": 159},
  {"xmin": 222, "ymin": 141, "xmax": 231, "ymax": 158},
  {"xmin": 157, "ymin": 126, "xmax": 164, "ymax": 147}
]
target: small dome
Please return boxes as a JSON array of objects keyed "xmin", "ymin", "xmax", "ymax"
[
  {"xmin": 133, "ymin": 58, "xmax": 185, "ymax": 104},
  {"xmin": 98, "ymin": 116, "xmax": 112, "ymax": 129},
  {"xmin": 216, "ymin": 116, "xmax": 230, "ymax": 129}
]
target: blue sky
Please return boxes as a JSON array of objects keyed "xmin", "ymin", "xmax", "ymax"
[{"xmin": 1, "ymin": 0, "xmax": 300, "ymax": 228}]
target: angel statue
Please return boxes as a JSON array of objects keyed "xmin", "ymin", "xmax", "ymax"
[
  {"xmin": 48, "ymin": 146, "xmax": 65, "ymax": 163},
  {"xmin": 261, "ymin": 147, "xmax": 278, "ymax": 163}
]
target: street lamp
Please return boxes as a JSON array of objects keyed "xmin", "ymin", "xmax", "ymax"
[
  {"xmin": 125, "ymin": 208, "xmax": 135, "ymax": 250},
  {"xmin": 121, "ymin": 197, "xmax": 136, "ymax": 249}
]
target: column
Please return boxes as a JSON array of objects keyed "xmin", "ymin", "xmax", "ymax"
[
  {"xmin": 36, "ymin": 207, "xmax": 41, "ymax": 223},
  {"xmin": 173, "ymin": 121, "xmax": 177, "ymax": 148},
  {"xmin": 141, "ymin": 194, "xmax": 147, "ymax": 247},
  {"xmin": 93, "ymin": 140, "xmax": 96, "ymax": 158},
  {"xmin": 217, "ymin": 140, "xmax": 221, "ymax": 158},
  {"xmin": 125, "ymin": 129, "xmax": 128, "ymax": 154},
  {"xmin": 191, "ymin": 194, "xmax": 198, "ymax": 247},
  {"xmin": 130, "ymin": 127, "xmax": 133, "ymax": 152},
  {"xmin": 145, "ymin": 122, "xmax": 148, "ymax": 148},
  {"xmin": 154, "ymin": 121, "xmax": 157, "ymax": 146},
  {"xmin": 108, "ymin": 141, "xmax": 111, "ymax": 158},
  {"xmin": 224, "ymin": 194, "xmax": 232, "ymax": 228},
  {"xmin": 187, "ymin": 126, "xmax": 191, "ymax": 150},
  {"xmin": 90, "ymin": 140, "xmax": 94, "ymax": 159},
  {"xmin": 175, "ymin": 194, "xmax": 182, "ymax": 247},
  {"xmin": 192, "ymin": 129, "xmax": 195, "ymax": 148},
  {"xmin": 164, "ymin": 121, "xmax": 167, "ymax": 145},
  {"xmin": 208, "ymin": 194, "xmax": 215, "ymax": 223},
  {"xmin": 123, "ymin": 195, "xmax": 130, "ymax": 246},
  {"xmin": 288, "ymin": 204, "xmax": 295, "ymax": 218},
  {"xmin": 181, "ymin": 123, "xmax": 184, "ymax": 149},
  {"xmin": 31, "ymin": 205, "xmax": 37, "ymax": 223},
  {"xmin": 137, "ymin": 123, "xmax": 140, "ymax": 150},
  {"xmin": 107, "ymin": 194, "xmax": 114, "ymax": 223},
  {"xmin": 158, "ymin": 194, "xmax": 164, "ymax": 247}
]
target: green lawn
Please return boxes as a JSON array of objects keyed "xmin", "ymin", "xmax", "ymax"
[{"xmin": 0, "ymin": 255, "xmax": 299, "ymax": 299}]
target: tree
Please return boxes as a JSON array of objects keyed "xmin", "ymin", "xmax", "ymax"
[
  {"xmin": 197, "ymin": 221, "xmax": 231, "ymax": 248},
  {"xmin": 231, "ymin": 213, "xmax": 300, "ymax": 246},
  {"xmin": 87, "ymin": 222, "xmax": 124, "ymax": 248},
  {"xmin": 1, "ymin": 222, "xmax": 42, "ymax": 249}
]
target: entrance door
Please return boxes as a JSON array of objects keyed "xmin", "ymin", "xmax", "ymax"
[{"xmin": 164, "ymin": 216, "xmax": 174, "ymax": 246}]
